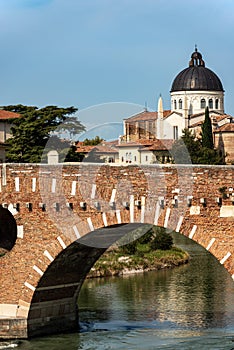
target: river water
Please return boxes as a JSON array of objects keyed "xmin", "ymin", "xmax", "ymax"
[{"xmin": 2, "ymin": 233, "xmax": 234, "ymax": 349}]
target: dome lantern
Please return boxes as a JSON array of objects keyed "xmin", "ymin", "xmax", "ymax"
[{"xmin": 189, "ymin": 46, "xmax": 205, "ymax": 67}]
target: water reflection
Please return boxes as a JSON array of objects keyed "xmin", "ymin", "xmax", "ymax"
[
  {"xmin": 6, "ymin": 233, "xmax": 234, "ymax": 350},
  {"xmin": 79, "ymin": 232, "xmax": 234, "ymax": 332}
]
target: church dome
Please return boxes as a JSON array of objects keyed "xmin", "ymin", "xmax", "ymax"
[{"xmin": 171, "ymin": 48, "xmax": 224, "ymax": 92}]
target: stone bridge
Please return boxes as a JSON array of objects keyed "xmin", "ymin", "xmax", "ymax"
[{"xmin": 0, "ymin": 163, "xmax": 233, "ymax": 339}]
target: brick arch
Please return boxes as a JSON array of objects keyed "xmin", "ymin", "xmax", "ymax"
[
  {"xmin": 0, "ymin": 163, "xmax": 233, "ymax": 339},
  {"xmin": 26, "ymin": 223, "xmax": 148, "ymax": 337},
  {"xmin": 26, "ymin": 220, "xmax": 234, "ymax": 339}
]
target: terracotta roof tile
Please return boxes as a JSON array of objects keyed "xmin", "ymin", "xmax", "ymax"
[
  {"xmin": 92, "ymin": 145, "xmax": 118, "ymax": 154},
  {"xmin": 118, "ymin": 139, "xmax": 154, "ymax": 147},
  {"xmin": 141, "ymin": 139, "xmax": 174, "ymax": 151},
  {"xmin": 0, "ymin": 110, "xmax": 20, "ymax": 120},
  {"xmin": 75, "ymin": 140, "xmax": 119, "ymax": 154},
  {"xmin": 214, "ymin": 114, "xmax": 231, "ymax": 122},
  {"xmin": 163, "ymin": 111, "xmax": 183, "ymax": 118},
  {"xmin": 124, "ymin": 110, "xmax": 171, "ymax": 122},
  {"xmin": 214, "ymin": 123, "xmax": 234, "ymax": 132},
  {"xmin": 118, "ymin": 138, "xmax": 174, "ymax": 151},
  {"xmin": 189, "ymin": 121, "xmax": 203, "ymax": 127},
  {"xmin": 190, "ymin": 110, "xmax": 224, "ymax": 119}
]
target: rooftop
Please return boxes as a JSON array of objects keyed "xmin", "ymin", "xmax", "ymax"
[{"xmin": 0, "ymin": 110, "xmax": 20, "ymax": 121}]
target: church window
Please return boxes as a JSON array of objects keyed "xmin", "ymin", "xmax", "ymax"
[
  {"xmin": 128, "ymin": 152, "xmax": 132, "ymax": 163},
  {"xmin": 145, "ymin": 155, "xmax": 148, "ymax": 162},
  {"xmin": 125, "ymin": 153, "xmax": 129, "ymax": 163},
  {"xmin": 179, "ymin": 99, "xmax": 182, "ymax": 109},
  {"xmin": 173, "ymin": 126, "xmax": 178, "ymax": 140},
  {"xmin": 121, "ymin": 156, "xmax": 124, "ymax": 162},
  {"xmin": 174, "ymin": 100, "xmax": 177, "ymax": 109},
  {"xmin": 201, "ymin": 98, "xmax": 206, "ymax": 109},
  {"xmin": 215, "ymin": 99, "xmax": 219, "ymax": 109},
  {"xmin": 208, "ymin": 99, "xmax": 213, "ymax": 109}
]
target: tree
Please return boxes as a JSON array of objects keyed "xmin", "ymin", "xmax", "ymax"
[
  {"xmin": 197, "ymin": 147, "xmax": 224, "ymax": 165},
  {"xmin": 171, "ymin": 128, "xmax": 225, "ymax": 165},
  {"xmin": 83, "ymin": 136, "xmax": 104, "ymax": 146},
  {"xmin": 201, "ymin": 107, "xmax": 214, "ymax": 149},
  {"xmin": 2, "ymin": 104, "xmax": 85, "ymax": 163},
  {"xmin": 64, "ymin": 145, "xmax": 85, "ymax": 162},
  {"xmin": 150, "ymin": 228, "xmax": 173, "ymax": 251},
  {"xmin": 171, "ymin": 129, "xmax": 201, "ymax": 164}
]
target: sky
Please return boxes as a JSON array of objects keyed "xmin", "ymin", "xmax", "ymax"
[{"xmin": 1, "ymin": 0, "xmax": 234, "ymax": 138}]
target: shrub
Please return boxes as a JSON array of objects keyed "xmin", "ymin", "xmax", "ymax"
[
  {"xmin": 120, "ymin": 240, "xmax": 137, "ymax": 255},
  {"xmin": 150, "ymin": 230, "xmax": 173, "ymax": 250}
]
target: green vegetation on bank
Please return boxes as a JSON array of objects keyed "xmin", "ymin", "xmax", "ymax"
[{"xmin": 88, "ymin": 227, "xmax": 189, "ymax": 278}]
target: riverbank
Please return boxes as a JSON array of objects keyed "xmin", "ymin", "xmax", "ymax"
[{"xmin": 87, "ymin": 246, "xmax": 189, "ymax": 278}]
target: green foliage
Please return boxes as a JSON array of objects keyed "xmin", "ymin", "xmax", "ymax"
[
  {"xmin": 119, "ymin": 226, "xmax": 173, "ymax": 255},
  {"xmin": 119, "ymin": 240, "xmax": 137, "ymax": 255},
  {"xmin": 136, "ymin": 228, "xmax": 154, "ymax": 244},
  {"xmin": 2, "ymin": 104, "xmax": 85, "ymax": 163},
  {"xmin": 171, "ymin": 128, "xmax": 225, "ymax": 165},
  {"xmin": 201, "ymin": 107, "xmax": 214, "ymax": 149},
  {"xmin": 64, "ymin": 145, "xmax": 85, "ymax": 162},
  {"xmin": 150, "ymin": 229, "xmax": 173, "ymax": 251},
  {"xmin": 196, "ymin": 147, "xmax": 224, "ymax": 165},
  {"xmin": 83, "ymin": 136, "xmax": 104, "ymax": 146},
  {"xmin": 88, "ymin": 242, "xmax": 189, "ymax": 278},
  {"xmin": 171, "ymin": 129, "xmax": 200, "ymax": 164}
]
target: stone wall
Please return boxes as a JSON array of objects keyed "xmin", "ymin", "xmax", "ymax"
[
  {"xmin": 214, "ymin": 131, "xmax": 234, "ymax": 164},
  {"xmin": 0, "ymin": 163, "xmax": 233, "ymax": 339}
]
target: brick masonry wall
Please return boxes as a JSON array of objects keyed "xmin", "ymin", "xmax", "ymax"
[{"xmin": 0, "ymin": 163, "xmax": 233, "ymax": 338}]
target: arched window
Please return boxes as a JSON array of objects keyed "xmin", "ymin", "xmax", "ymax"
[
  {"xmin": 201, "ymin": 98, "xmax": 206, "ymax": 109},
  {"xmin": 173, "ymin": 126, "xmax": 178, "ymax": 140},
  {"xmin": 128, "ymin": 152, "xmax": 132, "ymax": 163},
  {"xmin": 179, "ymin": 99, "xmax": 182, "ymax": 109},
  {"xmin": 174, "ymin": 100, "xmax": 177, "ymax": 109},
  {"xmin": 125, "ymin": 152, "xmax": 128, "ymax": 163},
  {"xmin": 208, "ymin": 99, "xmax": 213, "ymax": 109},
  {"xmin": 215, "ymin": 99, "xmax": 219, "ymax": 109}
]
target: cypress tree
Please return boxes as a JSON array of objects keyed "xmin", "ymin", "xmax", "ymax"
[{"xmin": 201, "ymin": 107, "xmax": 214, "ymax": 149}]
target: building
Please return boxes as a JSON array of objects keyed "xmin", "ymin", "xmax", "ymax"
[
  {"xmin": 214, "ymin": 122, "xmax": 234, "ymax": 164},
  {"xmin": 119, "ymin": 47, "xmax": 234, "ymax": 164},
  {"xmin": 0, "ymin": 109, "xmax": 20, "ymax": 162},
  {"xmin": 75, "ymin": 140, "xmax": 119, "ymax": 163}
]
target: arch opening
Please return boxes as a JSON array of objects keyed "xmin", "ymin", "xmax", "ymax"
[
  {"xmin": 27, "ymin": 223, "xmax": 233, "ymax": 338},
  {"xmin": 78, "ymin": 231, "xmax": 234, "ymax": 339},
  {"xmin": 27, "ymin": 223, "xmax": 150, "ymax": 338},
  {"xmin": 0, "ymin": 205, "xmax": 17, "ymax": 252}
]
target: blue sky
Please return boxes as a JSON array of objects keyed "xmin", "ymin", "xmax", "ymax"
[{"xmin": 1, "ymin": 0, "xmax": 234, "ymax": 134}]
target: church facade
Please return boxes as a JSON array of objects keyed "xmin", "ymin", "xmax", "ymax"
[{"xmin": 119, "ymin": 48, "xmax": 234, "ymax": 164}]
